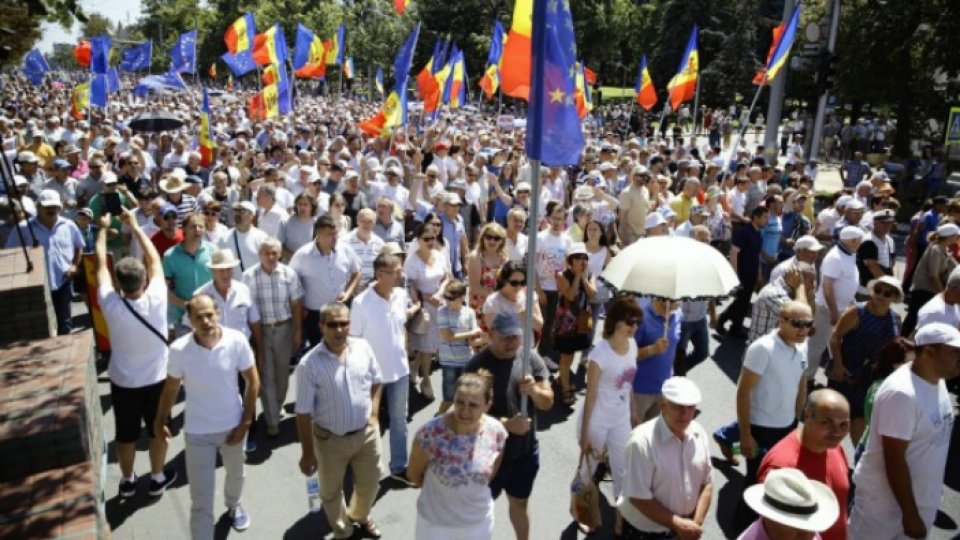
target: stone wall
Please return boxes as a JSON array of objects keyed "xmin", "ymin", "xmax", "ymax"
[{"xmin": 0, "ymin": 246, "xmax": 55, "ymax": 343}]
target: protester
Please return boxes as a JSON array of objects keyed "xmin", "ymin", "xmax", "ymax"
[
  {"xmin": 406, "ymin": 370, "xmax": 507, "ymax": 540},
  {"xmin": 295, "ymin": 302, "xmax": 384, "ymax": 540},
  {"xmin": 632, "ymin": 297, "xmax": 683, "ymax": 424},
  {"xmin": 902, "ymin": 223, "xmax": 960, "ymax": 335},
  {"xmin": 467, "ymin": 223, "xmax": 508, "ymax": 329},
  {"xmin": 219, "ymin": 201, "xmax": 268, "ymax": 279},
  {"xmin": 279, "ymin": 192, "xmax": 318, "ymax": 260},
  {"xmin": 739, "ymin": 468, "xmax": 840, "ymax": 540},
  {"xmin": 554, "ymin": 243, "xmax": 596, "ymax": 405}
]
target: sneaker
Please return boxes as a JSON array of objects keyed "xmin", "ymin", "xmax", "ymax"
[
  {"xmin": 389, "ymin": 468, "xmax": 416, "ymax": 487},
  {"xmin": 118, "ymin": 475, "xmax": 137, "ymax": 498},
  {"xmin": 245, "ymin": 438, "xmax": 258, "ymax": 453},
  {"xmin": 148, "ymin": 468, "xmax": 178, "ymax": 496},
  {"xmin": 230, "ymin": 504, "xmax": 251, "ymax": 531}
]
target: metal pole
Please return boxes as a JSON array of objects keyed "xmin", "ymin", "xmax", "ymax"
[
  {"xmin": 520, "ymin": 159, "xmax": 541, "ymax": 417},
  {"xmin": 762, "ymin": 0, "xmax": 796, "ymax": 164},
  {"xmin": 0, "ymin": 135, "xmax": 38, "ymax": 257},
  {"xmin": 809, "ymin": 0, "xmax": 840, "ymax": 162},
  {"xmin": 725, "ymin": 80, "xmax": 766, "ymax": 173},
  {"xmin": 691, "ymin": 76, "xmax": 701, "ymax": 141}
]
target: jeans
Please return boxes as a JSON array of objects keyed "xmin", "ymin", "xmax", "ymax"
[
  {"xmin": 303, "ymin": 309, "xmax": 322, "ymax": 350},
  {"xmin": 677, "ymin": 319, "xmax": 710, "ymax": 375},
  {"xmin": 51, "ymin": 280, "xmax": 73, "ymax": 335},
  {"xmin": 382, "ymin": 376, "xmax": 409, "ymax": 474},
  {"xmin": 184, "ymin": 429, "xmax": 246, "ymax": 539}
]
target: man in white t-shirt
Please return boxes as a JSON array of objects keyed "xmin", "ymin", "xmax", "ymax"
[
  {"xmin": 96, "ymin": 209, "xmax": 178, "ymax": 499},
  {"xmin": 218, "ymin": 201, "xmax": 269, "ymax": 280},
  {"xmin": 849, "ymin": 323, "xmax": 958, "ymax": 540},
  {"xmin": 734, "ymin": 301, "xmax": 811, "ymax": 531},
  {"xmin": 155, "ymin": 294, "xmax": 260, "ymax": 537},
  {"xmin": 807, "ymin": 227, "xmax": 862, "ymax": 382},
  {"xmin": 254, "ymin": 183, "xmax": 289, "ymax": 239},
  {"xmin": 917, "ymin": 267, "xmax": 960, "ymax": 329}
]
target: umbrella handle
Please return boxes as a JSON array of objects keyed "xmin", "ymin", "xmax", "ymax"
[{"xmin": 663, "ymin": 300, "xmax": 673, "ymax": 339}]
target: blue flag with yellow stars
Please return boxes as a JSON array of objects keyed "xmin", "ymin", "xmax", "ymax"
[
  {"xmin": 525, "ymin": 0, "xmax": 584, "ymax": 166},
  {"xmin": 170, "ymin": 30, "xmax": 197, "ymax": 74}
]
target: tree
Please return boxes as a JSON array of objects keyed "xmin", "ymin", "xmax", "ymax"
[
  {"xmin": 81, "ymin": 12, "xmax": 112, "ymax": 38},
  {"xmin": 2, "ymin": 0, "xmax": 87, "ymax": 68}
]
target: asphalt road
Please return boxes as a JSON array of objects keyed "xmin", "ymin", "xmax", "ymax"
[{"xmin": 85, "ymin": 162, "xmax": 959, "ymax": 539}]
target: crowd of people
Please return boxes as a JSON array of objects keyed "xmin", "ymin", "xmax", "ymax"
[{"xmin": 0, "ymin": 72, "xmax": 956, "ymax": 540}]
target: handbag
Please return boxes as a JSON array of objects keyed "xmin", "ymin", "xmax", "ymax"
[
  {"xmin": 406, "ymin": 291, "xmax": 431, "ymax": 335},
  {"xmin": 569, "ymin": 451, "xmax": 602, "ymax": 530},
  {"xmin": 121, "ymin": 297, "xmax": 170, "ymax": 346}
]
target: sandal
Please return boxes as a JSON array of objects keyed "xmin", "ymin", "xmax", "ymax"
[
  {"xmin": 356, "ymin": 518, "xmax": 382, "ymax": 539},
  {"xmin": 563, "ymin": 389, "xmax": 576, "ymax": 405}
]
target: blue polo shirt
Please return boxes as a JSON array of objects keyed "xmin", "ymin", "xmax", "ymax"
[
  {"xmin": 439, "ymin": 212, "xmax": 465, "ymax": 275},
  {"xmin": 162, "ymin": 240, "xmax": 216, "ymax": 323},
  {"xmin": 632, "ymin": 298, "xmax": 683, "ymax": 395},
  {"xmin": 5, "ymin": 216, "xmax": 84, "ymax": 290}
]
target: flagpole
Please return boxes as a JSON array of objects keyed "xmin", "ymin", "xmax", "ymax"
[
  {"xmin": 724, "ymin": 76, "xmax": 766, "ymax": 173},
  {"xmin": 691, "ymin": 75, "xmax": 701, "ymax": 141},
  {"xmin": 520, "ymin": 158, "xmax": 540, "ymax": 417}
]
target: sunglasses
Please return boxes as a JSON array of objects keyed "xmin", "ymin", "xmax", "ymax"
[
  {"xmin": 517, "ymin": 190, "xmax": 530, "ymax": 195},
  {"xmin": 786, "ymin": 318, "xmax": 814, "ymax": 329},
  {"xmin": 508, "ymin": 279, "xmax": 526, "ymax": 287},
  {"xmin": 484, "ymin": 236, "xmax": 505, "ymax": 242},
  {"xmin": 625, "ymin": 318, "xmax": 641, "ymax": 327},
  {"xmin": 421, "ymin": 236, "xmax": 436, "ymax": 242},
  {"xmin": 443, "ymin": 294, "xmax": 463, "ymax": 301},
  {"xmin": 324, "ymin": 321, "xmax": 350, "ymax": 329},
  {"xmin": 204, "ymin": 210, "xmax": 221, "ymax": 216},
  {"xmin": 874, "ymin": 286, "xmax": 898, "ymax": 299},
  {"xmin": 163, "ymin": 213, "xmax": 178, "ymax": 220},
  {"xmin": 426, "ymin": 174, "xmax": 438, "ymax": 178}
]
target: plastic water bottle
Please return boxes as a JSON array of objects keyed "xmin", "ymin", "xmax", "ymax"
[{"xmin": 306, "ymin": 477, "xmax": 321, "ymax": 513}]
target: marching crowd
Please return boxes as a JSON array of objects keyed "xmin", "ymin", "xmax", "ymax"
[{"xmin": 1, "ymin": 73, "xmax": 957, "ymax": 540}]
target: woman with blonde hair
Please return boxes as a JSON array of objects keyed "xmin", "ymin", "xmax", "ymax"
[{"xmin": 467, "ymin": 223, "xmax": 508, "ymax": 330}]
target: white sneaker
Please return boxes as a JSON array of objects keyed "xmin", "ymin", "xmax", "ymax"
[{"xmin": 230, "ymin": 504, "xmax": 251, "ymax": 531}]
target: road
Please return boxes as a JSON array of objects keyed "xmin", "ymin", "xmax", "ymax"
[{"xmin": 92, "ymin": 164, "xmax": 960, "ymax": 539}]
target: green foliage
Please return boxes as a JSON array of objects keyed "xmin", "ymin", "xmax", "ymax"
[
  {"xmin": 2, "ymin": 0, "xmax": 86, "ymax": 68},
  {"xmin": 81, "ymin": 12, "xmax": 112, "ymax": 38}
]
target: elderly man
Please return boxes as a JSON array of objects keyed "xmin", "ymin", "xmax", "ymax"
[
  {"xmin": 290, "ymin": 215, "xmax": 361, "ymax": 349},
  {"xmin": 618, "ymin": 165, "xmax": 652, "ymax": 246},
  {"xmin": 735, "ymin": 300, "xmax": 812, "ymax": 531},
  {"xmin": 372, "ymin": 196, "xmax": 405, "ymax": 248},
  {"xmin": 44, "ymin": 159, "xmax": 80, "ymax": 219},
  {"xmin": 917, "ymin": 266, "xmax": 960, "ymax": 328},
  {"xmin": 159, "ymin": 172, "xmax": 199, "ymax": 225},
  {"xmin": 675, "ymin": 204, "xmax": 711, "ymax": 238},
  {"xmin": 219, "ymin": 201, "xmax": 269, "ymax": 279},
  {"xmin": 243, "ymin": 239, "xmax": 304, "ymax": 436},
  {"xmin": 465, "ymin": 312, "xmax": 553, "ymax": 540},
  {"xmin": 778, "ymin": 193, "xmax": 813, "ymax": 261},
  {"xmin": 856, "ymin": 208, "xmax": 896, "ymax": 296},
  {"xmin": 155, "ymin": 294, "xmax": 260, "ymax": 537},
  {"xmin": 757, "ymin": 389, "xmax": 851, "ymax": 540},
  {"xmin": 670, "ymin": 178, "xmax": 701, "ymax": 225},
  {"xmin": 95, "ymin": 209, "xmax": 177, "ymax": 498},
  {"xmin": 739, "ymin": 468, "xmax": 840, "ymax": 540},
  {"xmin": 295, "ymin": 302, "xmax": 384, "ymax": 540},
  {"xmin": 849, "ymin": 323, "xmax": 958, "ymax": 539},
  {"xmin": 254, "ymin": 183, "xmax": 288, "ymax": 238},
  {"xmin": 770, "ymin": 235, "xmax": 823, "ymax": 283},
  {"xmin": 16, "ymin": 151, "xmax": 47, "ymax": 196},
  {"xmin": 6, "ymin": 189, "xmax": 83, "ymax": 334},
  {"xmin": 76, "ymin": 154, "xmax": 106, "ymax": 207},
  {"xmin": 618, "ymin": 377, "xmax": 713, "ymax": 539},
  {"xmin": 807, "ymin": 226, "xmax": 863, "ymax": 383},
  {"xmin": 343, "ymin": 208, "xmax": 385, "ymax": 291},
  {"xmin": 162, "ymin": 212, "xmax": 215, "ymax": 338},
  {"xmin": 718, "ymin": 206, "xmax": 769, "ymax": 339},
  {"xmin": 350, "ymin": 253, "xmax": 421, "ymax": 483}
]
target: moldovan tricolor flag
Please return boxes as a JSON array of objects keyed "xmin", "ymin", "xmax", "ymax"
[
  {"xmin": 394, "ymin": 0, "xmax": 411, "ymax": 15},
  {"xmin": 199, "ymin": 86, "xmax": 216, "ymax": 167},
  {"xmin": 499, "ymin": 0, "xmax": 532, "ymax": 100},
  {"xmin": 416, "ymin": 37, "xmax": 448, "ymax": 103},
  {"xmin": 478, "ymin": 20, "xmax": 505, "ymax": 100},
  {"xmin": 343, "ymin": 57, "xmax": 355, "ymax": 79},
  {"xmin": 325, "ymin": 25, "xmax": 346, "ymax": 66},
  {"xmin": 71, "ymin": 82, "xmax": 90, "ymax": 120},
  {"xmin": 293, "ymin": 23, "xmax": 328, "ymax": 79},
  {"xmin": 754, "ymin": 5, "xmax": 800, "ymax": 85},
  {"xmin": 253, "ymin": 23, "xmax": 288, "ymax": 67},
  {"xmin": 666, "ymin": 27, "xmax": 698, "ymax": 111},
  {"xmin": 224, "ymin": 13, "xmax": 256, "ymax": 54},
  {"xmin": 634, "ymin": 55, "xmax": 657, "ymax": 111}
]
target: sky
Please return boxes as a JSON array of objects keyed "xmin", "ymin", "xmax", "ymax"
[{"xmin": 37, "ymin": 0, "xmax": 143, "ymax": 53}]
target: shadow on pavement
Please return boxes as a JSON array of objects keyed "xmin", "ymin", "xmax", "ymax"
[
  {"xmin": 711, "ymin": 456, "xmax": 745, "ymax": 538},
  {"xmin": 283, "ymin": 510, "xmax": 332, "ymax": 540},
  {"xmin": 105, "ymin": 450, "xmax": 187, "ymax": 530},
  {"xmin": 710, "ymin": 334, "xmax": 748, "ymax": 383}
]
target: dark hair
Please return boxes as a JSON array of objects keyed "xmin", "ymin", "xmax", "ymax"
[
  {"xmin": 495, "ymin": 260, "xmax": 527, "ymax": 290},
  {"xmin": 585, "ymin": 219, "xmax": 610, "ymax": 248},
  {"xmin": 750, "ymin": 206, "xmax": 769, "ymax": 219},
  {"xmin": 546, "ymin": 200, "xmax": 564, "ymax": 218},
  {"xmin": 871, "ymin": 337, "xmax": 914, "ymax": 383},
  {"xmin": 603, "ymin": 296, "xmax": 643, "ymax": 338},
  {"xmin": 373, "ymin": 252, "xmax": 400, "ymax": 273},
  {"xmin": 444, "ymin": 279, "xmax": 467, "ymax": 298},
  {"xmin": 314, "ymin": 214, "xmax": 336, "ymax": 231},
  {"xmin": 294, "ymin": 192, "xmax": 318, "ymax": 217},
  {"xmin": 416, "ymin": 212, "xmax": 446, "ymax": 246},
  {"xmin": 455, "ymin": 369, "xmax": 494, "ymax": 404}
]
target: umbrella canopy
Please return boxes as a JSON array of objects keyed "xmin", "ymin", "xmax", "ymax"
[
  {"xmin": 127, "ymin": 111, "xmax": 184, "ymax": 133},
  {"xmin": 600, "ymin": 236, "xmax": 740, "ymax": 301}
]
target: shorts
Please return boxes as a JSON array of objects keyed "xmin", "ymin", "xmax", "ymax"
[
  {"xmin": 440, "ymin": 365, "xmax": 465, "ymax": 402},
  {"xmin": 111, "ymin": 381, "xmax": 165, "ymax": 443},
  {"xmin": 826, "ymin": 378, "xmax": 866, "ymax": 419},
  {"xmin": 489, "ymin": 445, "xmax": 540, "ymax": 500}
]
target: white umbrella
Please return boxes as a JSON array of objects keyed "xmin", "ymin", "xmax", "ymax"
[{"xmin": 600, "ymin": 235, "xmax": 740, "ymax": 301}]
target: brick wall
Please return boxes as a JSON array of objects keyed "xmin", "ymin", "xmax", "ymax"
[
  {"xmin": 0, "ymin": 333, "xmax": 110, "ymax": 539},
  {"xmin": 0, "ymin": 247, "xmax": 55, "ymax": 343}
]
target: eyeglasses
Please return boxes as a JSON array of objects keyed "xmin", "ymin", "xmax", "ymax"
[
  {"xmin": 204, "ymin": 210, "xmax": 221, "ymax": 216},
  {"xmin": 421, "ymin": 236, "xmax": 436, "ymax": 242},
  {"xmin": 786, "ymin": 318, "xmax": 814, "ymax": 329},
  {"xmin": 508, "ymin": 279, "xmax": 526, "ymax": 287},
  {"xmin": 324, "ymin": 321, "xmax": 350, "ymax": 329},
  {"xmin": 443, "ymin": 295, "xmax": 462, "ymax": 301},
  {"xmin": 874, "ymin": 286, "xmax": 898, "ymax": 299}
]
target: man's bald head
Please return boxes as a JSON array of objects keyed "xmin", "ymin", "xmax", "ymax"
[
  {"xmin": 780, "ymin": 300, "xmax": 812, "ymax": 319},
  {"xmin": 801, "ymin": 389, "xmax": 850, "ymax": 451},
  {"xmin": 803, "ymin": 388, "xmax": 849, "ymax": 419}
]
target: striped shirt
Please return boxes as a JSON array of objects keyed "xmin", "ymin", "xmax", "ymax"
[
  {"xmin": 168, "ymin": 193, "xmax": 199, "ymax": 225},
  {"xmin": 342, "ymin": 230, "xmax": 384, "ymax": 290},
  {"xmin": 294, "ymin": 337, "xmax": 383, "ymax": 435},
  {"xmin": 242, "ymin": 262, "xmax": 304, "ymax": 324}
]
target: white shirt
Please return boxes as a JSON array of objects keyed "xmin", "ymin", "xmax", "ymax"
[
  {"xmin": 852, "ymin": 364, "xmax": 954, "ymax": 522},
  {"xmin": 815, "ymin": 245, "xmax": 859, "ymax": 312},
  {"xmin": 168, "ymin": 327, "xmax": 255, "ymax": 434},
  {"xmin": 742, "ymin": 331, "xmax": 808, "ymax": 428},
  {"xmin": 582, "ymin": 339, "xmax": 637, "ymax": 417},
  {"xmin": 350, "ymin": 285, "xmax": 410, "ymax": 383},
  {"xmin": 617, "ymin": 417, "xmax": 713, "ymax": 533},
  {"xmin": 127, "ymin": 219, "xmax": 160, "ymax": 262},
  {"xmin": 289, "ymin": 242, "xmax": 361, "ymax": 310},
  {"xmin": 535, "ymin": 230, "xmax": 572, "ymax": 291},
  {"xmin": 916, "ymin": 294, "xmax": 960, "ymax": 329},
  {"xmin": 506, "ymin": 233, "xmax": 528, "ymax": 263},
  {"xmin": 257, "ymin": 204, "xmax": 289, "ymax": 239},
  {"xmin": 99, "ymin": 278, "xmax": 168, "ymax": 388},
  {"xmin": 218, "ymin": 226, "xmax": 269, "ymax": 280},
  {"xmin": 194, "ymin": 280, "xmax": 260, "ymax": 339}
]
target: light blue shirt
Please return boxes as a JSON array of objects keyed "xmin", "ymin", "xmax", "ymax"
[
  {"xmin": 5, "ymin": 216, "xmax": 83, "ymax": 290},
  {"xmin": 440, "ymin": 212, "xmax": 466, "ymax": 275},
  {"xmin": 761, "ymin": 215, "xmax": 782, "ymax": 260}
]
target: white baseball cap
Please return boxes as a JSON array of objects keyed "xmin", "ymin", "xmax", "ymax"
[
  {"xmin": 645, "ymin": 212, "xmax": 667, "ymax": 230},
  {"xmin": 38, "ymin": 189, "xmax": 62, "ymax": 207},
  {"xmin": 839, "ymin": 226, "xmax": 865, "ymax": 241},
  {"xmin": 661, "ymin": 376, "xmax": 702, "ymax": 406},
  {"xmin": 914, "ymin": 322, "xmax": 960, "ymax": 349},
  {"xmin": 794, "ymin": 235, "xmax": 824, "ymax": 252}
]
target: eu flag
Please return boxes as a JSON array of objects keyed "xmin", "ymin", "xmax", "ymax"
[
  {"xmin": 393, "ymin": 22, "xmax": 421, "ymax": 89},
  {"xmin": 170, "ymin": 30, "xmax": 197, "ymax": 74},
  {"xmin": 120, "ymin": 41, "xmax": 152, "ymax": 72},
  {"xmin": 90, "ymin": 75, "xmax": 108, "ymax": 108},
  {"xmin": 107, "ymin": 68, "xmax": 121, "ymax": 94},
  {"xmin": 132, "ymin": 71, "xmax": 187, "ymax": 97},
  {"xmin": 525, "ymin": 0, "xmax": 584, "ymax": 166},
  {"xmin": 222, "ymin": 50, "xmax": 256, "ymax": 77},
  {"xmin": 90, "ymin": 35, "xmax": 112, "ymax": 75},
  {"xmin": 22, "ymin": 48, "xmax": 50, "ymax": 86}
]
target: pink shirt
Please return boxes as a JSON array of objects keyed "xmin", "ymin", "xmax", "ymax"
[{"xmin": 737, "ymin": 519, "xmax": 822, "ymax": 540}]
